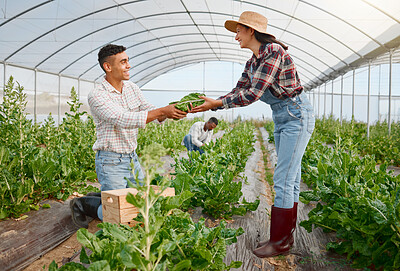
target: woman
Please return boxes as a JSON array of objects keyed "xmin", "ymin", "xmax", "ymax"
[{"xmin": 192, "ymin": 11, "xmax": 315, "ymax": 258}]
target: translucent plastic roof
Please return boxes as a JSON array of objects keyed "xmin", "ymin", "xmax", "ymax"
[{"xmin": 1, "ymin": 0, "xmax": 400, "ymax": 89}]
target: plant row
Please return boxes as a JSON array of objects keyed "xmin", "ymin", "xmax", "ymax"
[
  {"xmin": 0, "ymin": 77, "xmax": 98, "ymax": 219},
  {"xmin": 136, "ymin": 118, "xmax": 229, "ymax": 156},
  {"xmin": 0, "ymin": 77, "xmax": 229, "ymax": 220},
  {"xmin": 299, "ymin": 129, "xmax": 400, "ymax": 270},
  {"xmin": 49, "ymin": 142, "xmax": 244, "ymax": 271},
  {"xmin": 48, "ymin": 122, "xmax": 260, "ymax": 270},
  {"xmin": 171, "ymin": 121, "xmax": 260, "ymax": 219},
  {"xmin": 315, "ymin": 116, "xmax": 400, "ymax": 166}
]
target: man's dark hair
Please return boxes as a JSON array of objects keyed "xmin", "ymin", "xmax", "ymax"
[
  {"xmin": 208, "ymin": 117, "xmax": 218, "ymax": 125},
  {"xmin": 98, "ymin": 44, "xmax": 127, "ymax": 72}
]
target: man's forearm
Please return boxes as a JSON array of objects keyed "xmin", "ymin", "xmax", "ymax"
[{"xmin": 146, "ymin": 107, "xmax": 166, "ymax": 124}]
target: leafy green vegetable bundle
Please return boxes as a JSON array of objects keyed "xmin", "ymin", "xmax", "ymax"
[{"xmin": 170, "ymin": 92, "xmax": 205, "ymax": 112}]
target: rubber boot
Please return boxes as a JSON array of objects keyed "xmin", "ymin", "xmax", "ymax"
[
  {"xmin": 70, "ymin": 196, "xmax": 101, "ymax": 228},
  {"xmin": 257, "ymin": 202, "xmax": 298, "ymax": 248},
  {"xmin": 288, "ymin": 202, "xmax": 298, "ymax": 247},
  {"xmin": 86, "ymin": 192, "xmax": 101, "ymax": 197},
  {"xmin": 253, "ymin": 206, "xmax": 293, "ymax": 258}
]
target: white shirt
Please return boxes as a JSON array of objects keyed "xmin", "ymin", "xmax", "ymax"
[
  {"xmin": 183, "ymin": 121, "xmax": 213, "ymax": 147},
  {"xmin": 88, "ymin": 78, "xmax": 155, "ymax": 153}
]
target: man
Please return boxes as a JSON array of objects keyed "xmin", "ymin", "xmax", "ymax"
[
  {"xmin": 182, "ymin": 117, "xmax": 218, "ymax": 154},
  {"xmin": 70, "ymin": 44, "xmax": 188, "ymax": 228}
]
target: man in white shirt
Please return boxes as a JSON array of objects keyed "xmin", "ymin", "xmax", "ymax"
[
  {"xmin": 182, "ymin": 117, "xmax": 218, "ymax": 154},
  {"xmin": 70, "ymin": 44, "xmax": 188, "ymax": 228}
]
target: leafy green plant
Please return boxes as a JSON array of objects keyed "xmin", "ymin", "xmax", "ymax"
[
  {"xmin": 313, "ymin": 116, "xmax": 400, "ymax": 166},
  {"xmin": 300, "ymin": 128, "xmax": 400, "ymax": 270},
  {"xmin": 169, "ymin": 93, "xmax": 205, "ymax": 112},
  {"xmin": 264, "ymin": 121, "xmax": 275, "ymax": 143},
  {"xmin": 48, "ymin": 143, "xmax": 243, "ymax": 270},
  {"xmin": 172, "ymin": 122, "xmax": 260, "ymax": 219},
  {"xmin": 0, "ymin": 78, "xmax": 98, "ymax": 219},
  {"xmin": 0, "ymin": 77, "xmax": 36, "ymax": 218}
]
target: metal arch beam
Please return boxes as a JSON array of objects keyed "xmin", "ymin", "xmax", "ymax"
[
  {"xmin": 0, "ymin": 0, "xmax": 54, "ymax": 27},
  {"xmin": 94, "ymin": 48, "xmax": 248, "ymax": 81},
  {"xmin": 131, "ymin": 46, "xmax": 320, "ymax": 80},
  {"xmin": 137, "ymin": 56, "xmax": 313, "ymax": 89},
  {"xmin": 179, "ymin": 0, "xmax": 219, "ymax": 60},
  {"xmin": 56, "ymin": 27, "xmax": 237, "ymax": 73},
  {"xmin": 43, "ymin": 24, "xmax": 200, "ymax": 70},
  {"xmin": 283, "ymin": 41, "xmax": 333, "ymax": 73},
  {"xmin": 131, "ymin": 51, "xmax": 315, "ymax": 85},
  {"xmin": 234, "ymin": 0, "xmax": 361, "ymax": 59},
  {"xmin": 133, "ymin": 53, "xmax": 249, "ymax": 79},
  {"xmin": 3, "ymin": 0, "xmax": 147, "ymax": 61},
  {"xmin": 76, "ymin": 31, "xmax": 239, "ymax": 78},
  {"xmin": 41, "ymin": 18, "xmax": 336, "ymax": 76},
  {"xmin": 88, "ymin": 36, "xmax": 323, "ymax": 81},
  {"xmin": 136, "ymin": 57, "xmax": 249, "ymax": 87},
  {"xmin": 77, "ymin": 23, "xmax": 334, "ymax": 81},
  {"xmin": 361, "ymin": 0, "xmax": 400, "ymax": 24},
  {"xmin": 299, "ymin": 0, "xmax": 385, "ymax": 49},
  {"xmin": 7, "ymin": 5, "xmax": 345, "ymax": 73},
  {"xmin": 67, "ymin": 23, "xmax": 334, "ymax": 79},
  {"xmin": 89, "ymin": 41, "xmax": 321, "ymax": 82}
]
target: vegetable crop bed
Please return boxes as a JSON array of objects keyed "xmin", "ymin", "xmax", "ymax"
[{"xmin": 2, "ymin": 124, "xmax": 360, "ymax": 271}]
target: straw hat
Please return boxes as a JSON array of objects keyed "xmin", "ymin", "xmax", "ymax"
[{"xmin": 225, "ymin": 11, "xmax": 275, "ymax": 39}]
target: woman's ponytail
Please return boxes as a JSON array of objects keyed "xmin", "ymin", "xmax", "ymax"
[{"xmin": 254, "ymin": 31, "xmax": 288, "ymax": 50}]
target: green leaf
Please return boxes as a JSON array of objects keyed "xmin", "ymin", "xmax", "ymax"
[
  {"xmin": 42, "ymin": 203, "xmax": 51, "ymax": 209},
  {"xmin": 120, "ymin": 244, "xmax": 145, "ymax": 269},
  {"xmin": 171, "ymin": 259, "xmax": 191, "ymax": 271},
  {"xmin": 85, "ymin": 171, "xmax": 98, "ymax": 180},
  {"xmin": 80, "ymin": 247, "xmax": 90, "ymax": 264},
  {"xmin": 87, "ymin": 260, "xmax": 110, "ymax": 271},
  {"xmin": 76, "ymin": 229, "xmax": 97, "ymax": 252},
  {"xmin": 169, "ymin": 93, "xmax": 206, "ymax": 112},
  {"xmin": 227, "ymin": 261, "xmax": 242, "ymax": 269},
  {"xmin": 58, "ymin": 262, "xmax": 87, "ymax": 270},
  {"xmin": 47, "ymin": 260, "xmax": 58, "ymax": 271}
]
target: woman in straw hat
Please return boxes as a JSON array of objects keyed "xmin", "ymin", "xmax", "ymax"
[{"xmin": 191, "ymin": 11, "xmax": 315, "ymax": 258}]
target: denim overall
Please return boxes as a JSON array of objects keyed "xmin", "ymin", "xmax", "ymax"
[{"xmin": 260, "ymin": 89, "xmax": 315, "ymax": 208}]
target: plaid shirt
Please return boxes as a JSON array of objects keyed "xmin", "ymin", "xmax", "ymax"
[
  {"xmin": 88, "ymin": 78, "xmax": 156, "ymax": 153},
  {"xmin": 219, "ymin": 43, "xmax": 303, "ymax": 108}
]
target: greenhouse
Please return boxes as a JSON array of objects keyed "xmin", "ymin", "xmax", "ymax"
[{"xmin": 1, "ymin": 0, "xmax": 400, "ymax": 271}]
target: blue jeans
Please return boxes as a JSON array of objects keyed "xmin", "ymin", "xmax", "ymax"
[
  {"xmin": 261, "ymin": 91, "xmax": 315, "ymax": 209},
  {"xmin": 183, "ymin": 134, "xmax": 204, "ymax": 154},
  {"xmin": 95, "ymin": 150, "xmax": 145, "ymax": 220}
]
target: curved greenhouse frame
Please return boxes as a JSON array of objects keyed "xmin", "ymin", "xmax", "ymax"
[{"xmin": 1, "ymin": 0, "xmax": 400, "ymax": 127}]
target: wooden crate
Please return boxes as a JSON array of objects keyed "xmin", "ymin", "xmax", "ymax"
[{"xmin": 102, "ymin": 186, "xmax": 175, "ymax": 226}]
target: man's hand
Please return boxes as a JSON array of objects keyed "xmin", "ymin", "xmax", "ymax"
[
  {"xmin": 191, "ymin": 96, "xmax": 223, "ymax": 113},
  {"xmin": 147, "ymin": 104, "xmax": 187, "ymax": 123},
  {"xmin": 162, "ymin": 104, "xmax": 188, "ymax": 120},
  {"xmin": 157, "ymin": 115, "xmax": 168, "ymax": 122}
]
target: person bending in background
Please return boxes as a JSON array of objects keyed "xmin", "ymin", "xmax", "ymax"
[
  {"xmin": 70, "ymin": 44, "xmax": 188, "ymax": 228},
  {"xmin": 191, "ymin": 11, "xmax": 315, "ymax": 258},
  {"xmin": 182, "ymin": 117, "xmax": 218, "ymax": 154}
]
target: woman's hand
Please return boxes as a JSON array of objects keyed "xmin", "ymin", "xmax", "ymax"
[{"xmin": 191, "ymin": 96, "xmax": 222, "ymax": 113}]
